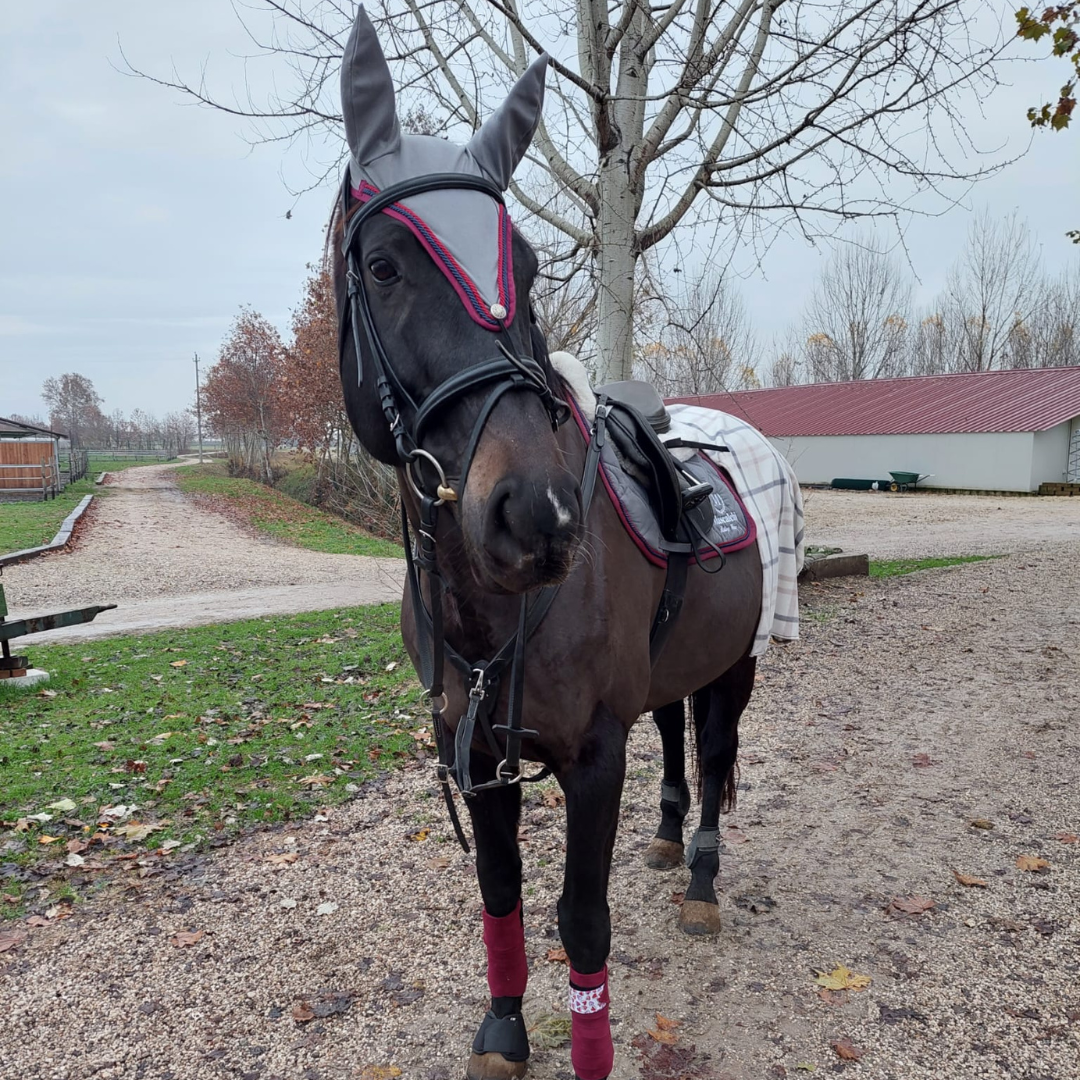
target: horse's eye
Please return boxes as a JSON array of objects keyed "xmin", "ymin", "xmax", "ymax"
[{"xmin": 368, "ymin": 258, "xmax": 398, "ymax": 283}]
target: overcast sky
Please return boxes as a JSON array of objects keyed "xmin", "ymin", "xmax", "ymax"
[{"xmin": 2, "ymin": 3, "xmax": 1078, "ymax": 422}]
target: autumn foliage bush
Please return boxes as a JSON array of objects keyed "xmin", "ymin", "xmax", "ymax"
[{"xmin": 202, "ymin": 269, "xmax": 398, "ymax": 539}]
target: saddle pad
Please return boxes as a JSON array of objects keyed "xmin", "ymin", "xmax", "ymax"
[{"xmin": 570, "ymin": 399, "xmax": 757, "ymax": 568}]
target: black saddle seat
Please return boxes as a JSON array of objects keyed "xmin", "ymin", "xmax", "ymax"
[{"xmin": 596, "ymin": 380, "xmax": 671, "ymax": 433}]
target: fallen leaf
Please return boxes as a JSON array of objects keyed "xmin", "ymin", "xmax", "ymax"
[
  {"xmin": 169, "ymin": 660, "xmax": 187, "ymax": 668},
  {"xmin": 25, "ymin": 916, "xmax": 49, "ymax": 928},
  {"xmin": 170, "ymin": 930, "xmax": 204, "ymax": 947},
  {"xmin": 817, "ymin": 988, "xmax": 849, "ymax": 1005},
  {"xmin": 292, "ymin": 1003, "xmax": 315, "ymax": 1023},
  {"xmin": 952, "ymin": 869, "xmax": 988, "ymax": 888},
  {"xmin": 814, "ymin": 966, "xmax": 871, "ymax": 992},
  {"xmin": 671, "ymin": 891, "xmax": 685, "ymax": 906},
  {"xmin": 546, "ymin": 947, "xmax": 569, "ymax": 964},
  {"xmin": 831, "ymin": 1036, "xmax": 864, "ymax": 1062},
  {"xmin": 316, "ymin": 901, "xmax": 339, "ymax": 916},
  {"xmin": 125, "ymin": 760, "xmax": 148, "ymax": 774},
  {"xmin": 0, "ymin": 931, "xmax": 27, "ymax": 952},
  {"xmin": 722, "ymin": 826, "xmax": 749, "ymax": 844},
  {"xmin": 647, "ymin": 1026, "xmax": 678, "ymax": 1045},
  {"xmin": 1016, "ymin": 855, "xmax": 1050, "ymax": 872},
  {"xmin": 46, "ymin": 798, "xmax": 77, "ymax": 813},
  {"xmin": 541, "ymin": 789, "xmax": 565, "ymax": 808},
  {"xmin": 970, "ymin": 819, "xmax": 994, "ymax": 830},
  {"xmin": 911, "ymin": 753, "xmax": 934, "ymax": 767},
  {"xmin": 885, "ymin": 895, "xmax": 935, "ymax": 918},
  {"xmin": 654, "ymin": 1014, "xmax": 681, "ymax": 1032},
  {"xmin": 1053, "ymin": 832, "xmax": 1078, "ymax": 844},
  {"xmin": 298, "ymin": 773, "xmax": 334, "ymax": 787},
  {"xmin": 65, "ymin": 853, "xmax": 85, "ymax": 868},
  {"xmin": 265, "ymin": 852, "xmax": 299, "ymax": 867},
  {"xmin": 37, "ymin": 835, "xmax": 60, "ymax": 845},
  {"xmin": 424, "ymin": 856, "xmax": 450, "ymax": 870},
  {"xmin": 407, "ymin": 828, "xmax": 429, "ymax": 843},
  {"xmin": 66, "ymin": 839, "xmax": 89, "ymax": 854},
  {"xmin": 158, "ymin": 839, "xmax": 182, "ymax": 853},
  {"xmin": 114, "ymin": 822, "xmax": 163, "ymax": 842},
  {"xmin": 358, "ymin": 1067, "xmax": 402, "ymax": 1080}
]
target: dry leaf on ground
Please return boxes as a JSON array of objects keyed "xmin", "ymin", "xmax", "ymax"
[
  {"xmin": 407, "ymin": 828, "xmax": 429, "ymax": 842},
  {"xmin": 1053, "ymin": 832, "xmax": 1078, "ymax": 844},
  {"xmin": 0, "ymin": 931, "xmax": 26, "ymax": 953},
  {"xmin": 359, "ymin": 1067, "xmax": 402, "ymax": 1080},
  {"xmin": 952, "ymin": 869, "xmax": 988, "ymax": 888},
  {"xmin": 265, "ymin": 852, "xmax": 299, "ymax": 867},
  {"xmin": 546, "ymin": 947, "xmax": 569, "ymax": 964},
  {"xmin": 292, "ymin": 1003, "xmax": 316, "ymax": 1023},
  {"xmin": 885, "ymin": 895, "xmax": 935, "ymax": 918},
  {"xmin": 169, "ymin": 930, "xmax": 204, "ymax": 948},
  {"xmin": 970, "ymin": 819, "xmax": 994, "ymax": 830},
  {"xmin": 817, "ymin": 988, "xmax": 849, "ymax": 1005},
  {"xmin": 815, "ymin": 966, "xmax": 871, "ymax": 992},
  {"xmin": 831, "ymin": 1036, "xmax": 864, "ymax": 1061},
  {"xmin": 1016, "ymin": 855, "xmax": 1050, "ymax": 872}
]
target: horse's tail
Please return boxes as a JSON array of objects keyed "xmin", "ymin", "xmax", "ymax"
[{"xmin": 689, "ymin": 656, "xmax": 756, "ymax": 814}]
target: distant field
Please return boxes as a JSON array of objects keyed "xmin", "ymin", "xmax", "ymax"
[{"xmin": 175, "ymin": 463, "xmax": 401, "ymax": 558}]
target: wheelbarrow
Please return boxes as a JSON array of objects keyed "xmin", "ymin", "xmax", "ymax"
[{"xmin": 887, "ymin": 471, "xmax": 931, "ymax": 492}]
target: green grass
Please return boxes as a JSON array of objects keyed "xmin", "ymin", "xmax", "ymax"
[
  {"xmin": 0, "ymin": 605, "xmax": 425, "ymax": 917},
  {"xmin": 175, "ymin": 464, "xmax": 401, "ymax": 558},
  {"xmin": 869, "ymin": 555, "xmax": 995, "ymax": 578},
  {"xmin": 89, "ymin": 457, "xmax": 170, "ymax": 474},
  {"xmin": 0, "ymin": 478, "xmax": 97, "ymax": 555}
]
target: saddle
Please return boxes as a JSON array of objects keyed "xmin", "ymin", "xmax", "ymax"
[{"xmin": 595, "ymin": 380, "xmax": 716, "ymax": 545}]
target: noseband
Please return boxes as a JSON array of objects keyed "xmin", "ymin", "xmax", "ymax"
[{"xmin": 338, "ymin": 170, "xmax": 567, "ymax": 503}]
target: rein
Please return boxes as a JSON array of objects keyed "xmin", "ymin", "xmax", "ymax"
[{"xmin": 339, "ymin": 167, "xmax": 602, "ymax": 852}]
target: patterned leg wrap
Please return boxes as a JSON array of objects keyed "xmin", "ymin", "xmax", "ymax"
[
  {"xmin": 569, "ymin": 965, "xmax": 613, "ymax": 1080},
  {"xmin": 482, "ymin": 902, "xmax": 528, "ymax": 998}
]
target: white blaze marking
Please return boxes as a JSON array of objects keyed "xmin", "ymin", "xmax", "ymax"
[{"xmin": 548, "ymin": 486, "xmax": 572, "ymax": 527}]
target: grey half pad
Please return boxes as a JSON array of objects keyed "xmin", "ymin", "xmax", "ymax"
[{"xmin": 340, "ymin": 5, "xmax": 548, "ymax": 323}]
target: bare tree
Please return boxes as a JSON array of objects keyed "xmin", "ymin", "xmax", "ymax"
[
  {"xmin": 41, "ymin": 373, "xmax": 104, "ymax": 447},
  {"xmin": 942, "ymin": 210, "xmax": 1045, "ymax": 371},
  {"xmin": 127, "ymin": 1, "xmax": 1013, "ymax": 383},
  {"xmin": 798, "ymin": 239, "xmax": 913, "ymax": 381},
  {"xmin": 635, "ymin": 273, "xmax": 759, "ymax": 394}
]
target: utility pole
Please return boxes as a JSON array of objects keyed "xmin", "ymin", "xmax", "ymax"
[{"xmin": 193, "ymin": 353, "xmax": 205, "ymax": 463}]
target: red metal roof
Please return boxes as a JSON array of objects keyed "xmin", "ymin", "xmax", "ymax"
[{"xmin": 670, "ymin": 366, "xmax": 1080, "ymax": 437}]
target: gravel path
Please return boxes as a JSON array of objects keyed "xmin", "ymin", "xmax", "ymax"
[
  {"xmin": 3, "ymin": 537, "xmax": 1077, "ymax": 1079},
  {"xmin": 3, "ymin": 463, "xmax": 404, "ymax": 642},
  {"xmin": 802, "ymin": 488, "xmax": 1079, "ymax": 558}
]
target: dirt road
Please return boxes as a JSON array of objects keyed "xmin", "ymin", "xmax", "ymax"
[
  {"xmin": 3, "ymin": 530, "xmax": 1078, "ymax": 1079},
  {"xmin": 4, "ymin": 463, "xmax": 405, "ymax": 643}
]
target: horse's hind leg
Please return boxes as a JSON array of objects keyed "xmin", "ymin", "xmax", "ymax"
[
  {"xmin": 644, "ymin": 700, "xmax": 691, "ymax": 869},
  {"xmin": 680, "ymin": 654, "xmax": 756, "ymax": 936},
  {"xmin": 463, "ymin": 758, "xmax": 530, "ymax": 1080}
]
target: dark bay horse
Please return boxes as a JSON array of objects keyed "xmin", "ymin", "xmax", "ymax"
[{"xmin": 331, "ymin": 8, "xmax": 784, "ymax": 1079}]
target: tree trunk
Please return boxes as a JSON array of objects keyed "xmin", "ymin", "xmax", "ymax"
[{"xmin": 595, "ymin": 170, "xmax": 637, "ymax": 385}]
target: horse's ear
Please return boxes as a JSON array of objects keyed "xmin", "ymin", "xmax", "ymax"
[
  {"xmin": 341, "ymin": 5, "xmax": 401, "ymax": 168},
  {"xmin": 467, "ymin": 54, "xmax": 548, "ymax": 191}
]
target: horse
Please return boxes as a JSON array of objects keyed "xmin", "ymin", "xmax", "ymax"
[{"xmin": 330, "ymin": 9, "xmax": 802, "ymax": 1079}]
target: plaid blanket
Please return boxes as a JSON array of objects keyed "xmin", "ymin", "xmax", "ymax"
[
  {"xmin": 548, "ymin": 352, "xmax": 804, "ymax": 656},
  {"xmin": 665, "ymin": 403, "xmax": 805, "ymax": 656}
]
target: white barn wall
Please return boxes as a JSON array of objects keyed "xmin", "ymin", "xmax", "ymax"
[
  {"xmin": 770, "ymin": 431, "xmax": 1037, "ymax": 491},
  {"xmin": 1031, "ymin": 422, "xmax": 1071, "ymax": 488}
]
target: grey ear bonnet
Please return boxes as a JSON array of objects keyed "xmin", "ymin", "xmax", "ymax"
[{"xmin": 341, "ymin": 5, "xmax": 547, "ymax": 329}]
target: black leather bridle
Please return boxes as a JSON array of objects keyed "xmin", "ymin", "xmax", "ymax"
[{"xmin": 338, "ymin": 168, "xmax": 608, "ymax": 852}]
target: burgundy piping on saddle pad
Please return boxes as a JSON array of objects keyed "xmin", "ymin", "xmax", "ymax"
[
  {"xmin": 352, "ymin": 179, "xmax": 516, "ymax": 331},
  {"xmin": 568, "ymin": 397, "xmax": 757, "ymax": 567},
  {"xmin": 482, "ymin": 902, "xmax": 528, "ymax": 999}
]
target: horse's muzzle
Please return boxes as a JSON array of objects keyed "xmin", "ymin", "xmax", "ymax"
[{"xmin": 478, "ymin": 471, "xmax": 582, "ymax": 592}]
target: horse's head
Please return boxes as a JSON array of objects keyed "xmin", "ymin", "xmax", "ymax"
[{"xmin": 333, "ymin": 6, "xmax": 582, "ymax": 594}]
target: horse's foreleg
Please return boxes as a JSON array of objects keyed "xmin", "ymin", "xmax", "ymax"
[
  {"xmin": 464, "ymin": 761, "xmax": 529, "ymax": 1080},
  {"xmin": 644, "ymin": 700, "xmax": 690, "ymax": 869},
  {"xmin": 557, "ymin": 704, "xmax": 627, "ymax": 1080},
  {"xmin": 680, "ymin": 656, "xmax": 756, "ymax": 936}
]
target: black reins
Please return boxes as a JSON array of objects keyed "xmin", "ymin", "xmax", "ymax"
[{"xmin": 338, "ymin": 168, "xmax": 604, "ymax": 852}]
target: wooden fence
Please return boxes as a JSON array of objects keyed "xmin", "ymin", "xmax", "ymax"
[{"xmin": 0, "ymin": 440, "xmax": 61, "ymax": 499}]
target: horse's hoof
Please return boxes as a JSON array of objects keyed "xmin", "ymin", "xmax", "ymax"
[
  {"xmin": 644, "ymin": 838, "xmax": 684, "ymax": 869},
  {"xmin": 678, "ymin": 899, "xmax": 721, "ymax": 936},
  {"xmin": 466, "ymin": 1051, "xmax": 528, "ymax": 1080}
]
